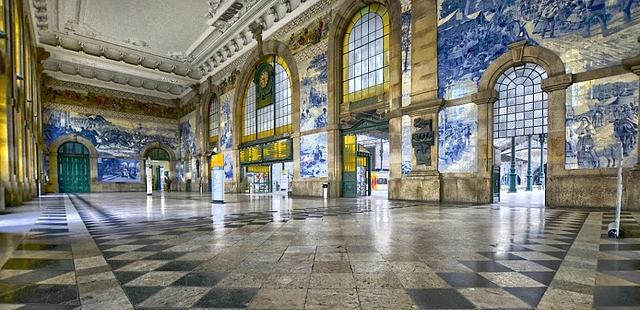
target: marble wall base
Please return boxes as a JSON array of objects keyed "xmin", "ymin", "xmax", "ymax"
[
  {"xmin": 440, "ymin": 175, "xmax": 491, "ymax": 204},
  {"xmin": 292, "ymin": 179, "xmax": 327, "ymax": 197},
  {"xmin": 389, "ymin": 172, "xmax": 440, "ymax": 202},
  {"xmin": 546, "ymin": 174, "xmax": 639, "ymax": 209},
  {"xmin": 224, "ymin": 181, "xmax": 237, "ymax": 193}
]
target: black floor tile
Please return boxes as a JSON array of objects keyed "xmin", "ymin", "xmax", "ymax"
[
  {"xmin": 155, "ymin": 260, "xmax": 202, "ymax": 271},
  {"xmin": 406, "ymin": 288, "xmax": 475, "ymax": 309},
  {"xmin": 530, "ymin": 260, "xmax": 562, "ymax": 271},
  {"xmin": 520, "ymin": 271, "xmax": 555, "ymax": 286},
  {"xmin": 15, "ymin": 244, "xmax": 71, "ymax": 251},
  {"xmin": 504, "ymin": 287, "xmax": 547, "ymax": 307},
  {"xmin": 171, "ymin": 272, "xmax": 229, "ymax": 286},
  {"xmin": 477, "ymin": 252, "xmax": 525, "ymax": 260},
  {"xmin": 0, "ymin": 270, "xmax": 70, "ymax": 284},
  {"xmin": 122, "ymin": 286, "xmax": 163, "ymax": 305},
  {"xmin": 145, "ymin": 252, "xmax": 186, "ymax": 260},
  {"xmin": 0, "ymin": 283, "xmax": 79, "ymax": 305},
  {"xmin": 594, "ymin": 286, "xmax": 640, "ymax": 307},
  {"xmin": 1, "ymin": 259, "xmax": 74, "ymax": 271},
  {"xmin": 113, "ymin": 271, "xmax": 146, "ymax": 285},
  {"xmin": 194, "ymin": 288, "xmax": 259, "ymax": 308},
  {"xmin": 597, "ymin": 260, "xmax": 640, "ymax": 271},
  {"xmin": 458, "ymin": 260, "xmax": 513, "ymax": 272},
  {"xmin": 436, "ymin": 272, "xmax": 498, "ymax": 288}
]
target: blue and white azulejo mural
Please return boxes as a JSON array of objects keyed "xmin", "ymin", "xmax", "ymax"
[
  {"xmin": 179, "ymin": 112, "xmax": 196, "ymax": 158},
  {"xmin": 98, "ymin": 158, "xmax": 141, "ymax": 183},
  {"xmin": 566, "ymin": 73, "xmax": 639, "ymax": 169},
  {"xmin": 402, "ymin": 115, "xmax": 412, "ymax": 175},
  {"xmin": 438, "ymin": 103, "xmax": 478, "ymax": 173},
  {"xmin": 224, "ymin": 152, "xmax": 234, "ymax": 181},
  {"xmin": 44, "ymin": 108, "xmax": 178, "ymax": 158},
  {"xmin": 220, "ymin": 91, "xmax": 234, "ymax": 149},
  {"xmin": 300, "ymin": 52, "xmax": 328, "ymax": 131},
  {"xmin": 437, "ymin": 0, "xmax": 640, "ymax": 100},
  {"xmin": 300, "ymin": 132, "xmax": 328, "ymax": 178},
  {"xmin": 401, "ymin": 9, "xmax": 412, "ymax": 107}
]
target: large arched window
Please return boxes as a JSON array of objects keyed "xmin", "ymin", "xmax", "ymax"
[
  {"xmin": 493, "ymin": 64, "xmax": 548, "ymax": 138},
  {"xmin": 209, "ymin": 95, "xmax": 219, "ymax": 145},
  {"xmin": 242, "ymin": 55, "xmax": 292, "ymax": 143},
  {"xmin": 343, "ymin": 3, "xmax": 390, "ymax": 104}
]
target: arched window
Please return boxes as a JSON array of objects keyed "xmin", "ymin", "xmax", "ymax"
[
  {"xmin": 242, "ymin": 55, "xmax": 292, "ymax": 143},
  {"xmin": 493, "ymin": 64, "xmax": 548, "ymax": 138},
  {"xmin": 209, "ymin": 95, "xmax": 219, "ymax": 144},
  {"xmin": 343, "ymin": 3, "xmax": 390, "ymax": 104}
]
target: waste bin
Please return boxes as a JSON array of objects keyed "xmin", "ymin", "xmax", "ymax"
[{"xmin": 322, "ymin": 182, "xmax": 329, "ymax": 199}]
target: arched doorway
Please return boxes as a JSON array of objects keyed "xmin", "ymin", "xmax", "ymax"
[
  {"xmin": 58, "ymin": 142, "xmax": 90, "ymax": 193},
  {"xmin": 492, "ymin": 63, "xmax": 548, "ymax": 205},
  {"xmin": 146, "ymin": 147, "xmax": 171, "ymax": 191}
]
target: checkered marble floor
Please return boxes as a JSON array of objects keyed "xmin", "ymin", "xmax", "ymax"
[{"xmin": 0, "ymin": 192, "xmax": 639, "ymax": 309}]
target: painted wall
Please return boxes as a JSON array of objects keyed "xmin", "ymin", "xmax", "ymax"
[
  {"xmin": 43, "ymin": 105, "xmax": 178, "ymax": 187},
  {"xmin": 224, "ymin": 152, "xmax": 234, "ymax": 181},
  {"xmin": 44, "ymin": 108, "xmax": 178, "ymax": 158},
  {"xmin": 98, "ymin": 158, "xmax": 141, "ymax": 183},
  {"xmin": 402, "ymin": 115, "xmax": 412, "ymax": 174},
  {"xmin": 437, "ymin": 0, "xmax": 640, "ymax": 99},
  {"xmin": 179, "ymin": 111, "xmax": 197, "ymax": 159},
  {"xmin": 401, "ymin": 9, "xmax": 412, "ymax": 107},
  {"xmin": 438, "ymin": 103, "xmax": 478, "ymax": 173},
  {"xmin": 300, "ymin": 132, "xmax": 328, "ymax": 178},
  {"xmin": 300, "ymin": 51, "xmax": 328, "ymax": 131},
  {"xmin": 566, "ymin": 73, "xmax": 639, "ymax": 169}
]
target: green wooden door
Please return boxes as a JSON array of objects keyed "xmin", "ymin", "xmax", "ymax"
[
  {"xmin": 58, "ymin": 142, "xmax": 90, "ymax": 193},
  {"xmin": 342, "ymin": 134, "xmax": 357, "ymax": 198}
]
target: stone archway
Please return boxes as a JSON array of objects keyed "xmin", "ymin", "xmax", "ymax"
[
  {"xmin": 473, "ymin": 40, "xmax": 567, "ymax": 205},
  {"xmin": 326, "ymin": 0, "xmax": 403, "ymax": 197},
  {"xmin": 46, "ymin": 135, "xmax": 99, "ymax": 193}
]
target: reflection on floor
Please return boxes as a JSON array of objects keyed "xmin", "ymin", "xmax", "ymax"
[
  {"xmin": 0, "ymin": 192, "xmax": 639, "ymax": 309},
  {"xmin": 499, "ymin": 189, "xmax": 545, "ymax": 207}
]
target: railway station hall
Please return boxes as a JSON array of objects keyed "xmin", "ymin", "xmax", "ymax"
[{"xmin": 1, "ymin": 0, "xmax": 640, "ymax": 309}]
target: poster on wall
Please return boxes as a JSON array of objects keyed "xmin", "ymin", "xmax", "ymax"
[
  {"xmin": 300, "ymin": 132, "xmax": 328, "ymax": 178},
  {"xmin": 565, "ymin": 74, "xmax": 639, "ymax": 169},
  {"xmin": 300, "ymin": 52, "xmax": 328, "ymax": 131},
  {"xmin": 438, "ymin": 103, "xmax": 478, "ymax": 173},
  {"xmin": 98, "ymin": 158, "xmax": 141, "ymax": 183},
  {"xmin": 437, "ymin": 0, "xmax": 640, "ymax": 100}
]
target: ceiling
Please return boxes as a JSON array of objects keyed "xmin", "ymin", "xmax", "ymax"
[{"xmin": 30, "ymin": 0, "xmax": 323, "ymax": 103}]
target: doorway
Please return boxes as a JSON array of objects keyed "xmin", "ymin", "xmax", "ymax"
[
  {"xmin": 146, "ymin": 148, "xmax": 171, "ymax": 191},
  {"xmin": 341, "ymin": 119, "xmax": 389, "ymax": 198},
  {"xmin": 242, "ymin": 162, "xmax": 293, "ymax": 194},
  {"xmin": 57, "ymin": 142, "xmax": 90, "ymax": 193},
  {"xmin": 491, "ymin": 64, "xmax": 548, "ymax": 206}
]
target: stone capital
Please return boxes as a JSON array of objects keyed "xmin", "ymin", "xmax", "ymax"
[
  {"xmin": 622, "ymin": 54, "xmax": 640, "ymax": 76},
  {"xmin": 471, "ymin": 90, "xmax": 498, "ymax": 106},
  {"xmin": 541, "ymin": 73, "xmax": 573, "ymax": 92}
]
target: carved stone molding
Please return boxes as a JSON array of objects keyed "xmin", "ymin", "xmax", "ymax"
[
  {"xmin": 622, "ymin": 54, "xmax": 640, "ymax": 76},
  {"xmin": 471, "ymin": 90, "xmax": 498, "ymax": 106},
  {"xmin": 508, "ymin": 40, "xmax": 528, "ymax": 65},
  {"xmin": 541, "ymin": 73, "xmax": 573, "ymax": 92}
]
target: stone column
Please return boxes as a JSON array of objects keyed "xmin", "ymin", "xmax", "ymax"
[
  {"xmin": 509, "ymin": 136, "xmax": 517, "ymax": 193},
  {"xmin": 471, "ymin": 90, "xmax": 498, "ymax": 203},
  {"xmin": 622, "ymin": 53, "xmax": 640, "ymax": 210},
  {"xmin": 539, "ymin": 134, "xmax": 546, "ymax": 190},
  {"xmin": 388, "ymin": 116, "xmax": 403, "ymax": 180},
  {"xmin": 622, "ymin": 55, "xmax": 640, "ymax": 170},
  {"xmin": 526, "ymin": 134, "xmax": 533, "ymax": 191}
]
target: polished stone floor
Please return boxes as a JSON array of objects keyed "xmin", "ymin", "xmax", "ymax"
[{"xmin": 1, "ymin": 192, "xmax": 639, "ymax": 309}]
